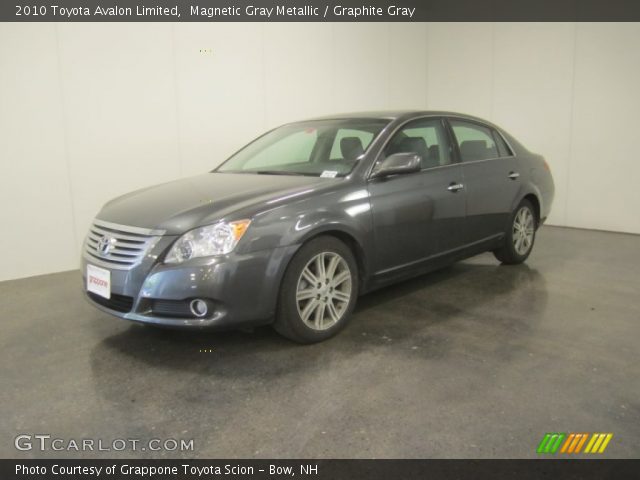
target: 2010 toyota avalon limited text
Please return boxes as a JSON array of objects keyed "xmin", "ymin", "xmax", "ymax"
[{"xmin": 83, "ymin": 111, "xmax": 554, "ymax": 343}]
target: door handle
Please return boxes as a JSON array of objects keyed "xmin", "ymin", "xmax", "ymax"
[
  {"xmin": 447, "ymin": 182, "xmax": 464, "ymax": 192},
  {"xmin": 508, "ymin": 171, "xmax": 520, "ymax": 180}
]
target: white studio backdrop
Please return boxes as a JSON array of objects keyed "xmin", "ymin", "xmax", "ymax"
[{"xmin": 1, "ymin": 22, "xmax": 639, "ymax": 281}]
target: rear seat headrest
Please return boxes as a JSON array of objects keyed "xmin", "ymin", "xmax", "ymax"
[{"xmin": 460, "ymin": 140, "xmax": 490, "ymax": 160}]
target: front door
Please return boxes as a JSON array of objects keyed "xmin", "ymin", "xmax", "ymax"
[{"xmin": 368, "ymin": 118, "xmax": 467, "ymax": 276}]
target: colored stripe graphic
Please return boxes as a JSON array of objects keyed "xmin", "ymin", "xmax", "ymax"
[
  {"xmin": 598, "ymin": 434, "xmax": 613, "ymax": 453},
  {"xmin": 560, "ymin": 433, "xmax": 589, "ymax": 453},
  {"xmin": 559, "ymin": 433, "xmax": 574, "ymax": 453},
  {"xmin": 537, "ymin": 433, "xmax": 566, "ymax": 454},
  {"xmin": 584, "ymin": 433, "xmax": 613, "ymax": 454},
  {"xmin": 540, "ymin": 433, "xmax": 614, "ymax": 454},
  {"xmin": 574, "ymin": 433, "xmax": 589, "ymax": 453}
]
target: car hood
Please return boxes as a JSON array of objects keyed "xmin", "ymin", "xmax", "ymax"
[{"xmin": 97, "ymin": 172, "xmax": 333, "ymax": 234}]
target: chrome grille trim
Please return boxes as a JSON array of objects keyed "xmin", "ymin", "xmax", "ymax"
[
  {"xmin": 92, "ymin": 219, "xmax": 165, "ymax": 236},
  {"xmin": 83, "ymin": 219, "xmax": 165, "ymax": 271}
]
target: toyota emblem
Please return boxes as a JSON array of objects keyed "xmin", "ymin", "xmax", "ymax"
[{"xmin": 97, "ymin": 235, "xmax": 115, "ymax": 256}]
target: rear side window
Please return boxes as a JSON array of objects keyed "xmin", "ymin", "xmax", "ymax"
[{"xmin": 450, "ymin": 120, "xmax": 499, "ymax": 162}]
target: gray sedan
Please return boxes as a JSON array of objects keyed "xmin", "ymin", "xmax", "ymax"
[{"xmin": 82, "ymin": 111, "xmax": 554, "ymax": 343}]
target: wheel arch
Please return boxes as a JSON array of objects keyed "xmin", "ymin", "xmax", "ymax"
[
  {"xmin": 511, "ymin": 179, "xmax": 543, "ymax": 228},
  {"xmin": 297, "ymin": 227, "xmax": 368, "ymax": 293},
  {"xmin": 522, "ymin": 193, "xmax": 541, "ymax": 227}
]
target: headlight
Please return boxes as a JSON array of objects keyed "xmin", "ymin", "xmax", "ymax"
[{"xmin": 164, "ymin": 219, "xmax": 251, "ymax": 264}]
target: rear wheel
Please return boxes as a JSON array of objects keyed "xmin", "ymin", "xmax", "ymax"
[
  {"xmin": 274, "ymin": 236, "xmax": 358, "ymax": 343},
  {"xmin": 493, "ymin": 199, "xmax": 537, "ymax": 265}
]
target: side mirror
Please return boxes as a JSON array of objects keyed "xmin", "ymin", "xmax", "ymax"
[{"xmin": 371, "ymin": 152, "xmax": 421, "ymax": 178}]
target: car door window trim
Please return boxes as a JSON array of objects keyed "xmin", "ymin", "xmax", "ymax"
[
  {"xmin": 446, "ymin": 116, "xmax": 516, "ymax": 164},
  {"xmin": 367, "ymin": 115, "xmax": 456, "ymax": 179}
]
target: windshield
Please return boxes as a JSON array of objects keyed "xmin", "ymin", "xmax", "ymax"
[{"xmin": 215, "ymin": 119, "xmax": 390, "ymax": 177}]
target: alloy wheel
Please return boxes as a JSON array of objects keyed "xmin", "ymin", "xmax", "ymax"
[
  {"xmin": 513, "ymin": 206, "xmax": 535, "ymax": 256},
  {"xmin": 295, "ymin": 252, "xmax": 352, "ymax": 331}
]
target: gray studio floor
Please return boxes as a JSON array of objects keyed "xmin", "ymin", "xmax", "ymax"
[{"xmin": 1, "ymin": 226, "xmax": 638, "ymax": 458}]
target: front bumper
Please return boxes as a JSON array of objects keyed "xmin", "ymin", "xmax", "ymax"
[{"xmin": 81, "ymin": 240, "xmax": 299, "ymax": 329}]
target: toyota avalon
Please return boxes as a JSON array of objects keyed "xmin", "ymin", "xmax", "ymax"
[{"xmin": 82, "ymin": 111, "xmax": 554, "ymax": 343}]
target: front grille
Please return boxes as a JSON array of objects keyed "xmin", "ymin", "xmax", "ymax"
[
  {"xmin": 84, "ymin": 219, "xmax": 164, "ymax": 270},
  {"xmin": 88, "ymin": 292, "xmax": 134, "ymax": 313}
]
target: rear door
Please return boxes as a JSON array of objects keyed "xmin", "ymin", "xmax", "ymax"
[
  {"xmin": 447, "ymin": 118, "xmax": 520, "ymax": 243},
  {"xmin": 368, "ymin": 117, "xmax": 467, "ymax": 275}
]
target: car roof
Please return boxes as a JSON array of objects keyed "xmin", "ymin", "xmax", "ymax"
[{"xmin": 306, "ymin": 110, "xmax": 496, "ymax": 125}]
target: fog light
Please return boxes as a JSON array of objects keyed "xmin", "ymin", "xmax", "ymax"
[{"xmin": 189, "ymin": 299, "xmax": 208, "ymax": 318}]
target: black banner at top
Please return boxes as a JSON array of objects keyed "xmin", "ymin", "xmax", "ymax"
[{"xmin": 3, "ymin": 0, "xmax": 640, "ymax": 22}]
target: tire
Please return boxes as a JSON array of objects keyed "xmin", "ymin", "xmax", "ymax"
[
  {"xmin": 493, "ymin": 198, "xmax": 537, "ymax": 265},
  {"xmin": 274, "ymin": 236, "xmax": 359, "ymax": 344}
]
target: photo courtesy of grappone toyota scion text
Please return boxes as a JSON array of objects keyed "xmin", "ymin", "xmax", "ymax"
[{"xmin": 82, "ymin": 111, "xmax": 554, "ymax": 343}]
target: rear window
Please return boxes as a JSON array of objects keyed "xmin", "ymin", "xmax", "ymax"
[{"xmin": 450, "ymin": 120, "xmax": 499, "ymax": 162}]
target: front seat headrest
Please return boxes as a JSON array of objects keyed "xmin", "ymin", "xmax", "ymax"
[
  {"xmin": 397, "ymin": 137, "xmax": 429, "ymax": 161},
  {"xmin": 340, "ymin": 137, "xmax": 365, "ymax": 161}
]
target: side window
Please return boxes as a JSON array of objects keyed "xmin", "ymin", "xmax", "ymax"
[
  {"xmin": 244, "ymin": 130, "xmax": 317, "ymax": 169},
  {"xmin": 330, "ymin": 128, "xmax": 375, "ymax": 161},
  {"xmin": 384, "ymin": 118, "xmax": 452, "ymax": 169},
  {"xmin": 493, "ymin": 130, "xmax": 513, "ymax": 157},
  {"xmin": 450, "ymin": 120, "xmax": 499, "ymax": 162}
]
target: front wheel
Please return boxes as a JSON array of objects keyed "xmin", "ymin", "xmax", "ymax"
[
  {"xmin": 274, "ymin": 236, "xmax": 358, "ymax": 343},
  {"xmin": 493, "ymin": 199, "xmax": 537, "ymax": 265}
]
